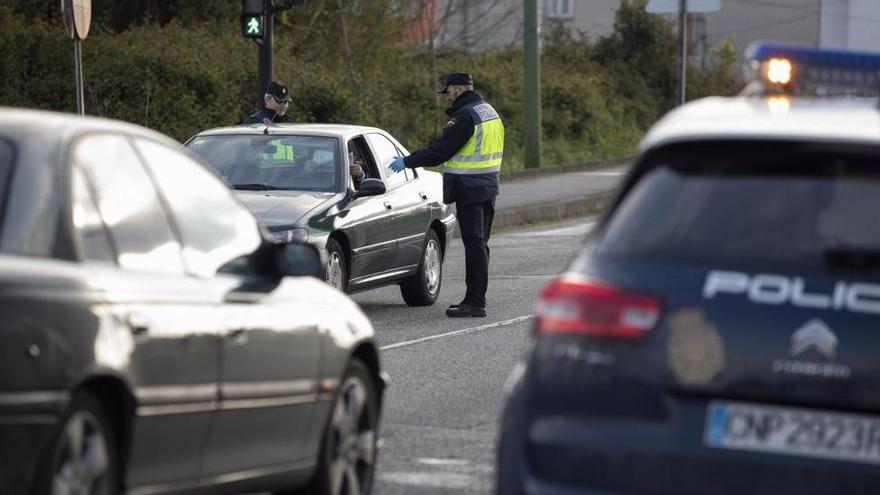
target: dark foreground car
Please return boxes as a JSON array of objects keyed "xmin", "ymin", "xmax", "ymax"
[
  {"xmin": 497, "ymin": 46, "xmax": 880, "ymax": 495},
  {"xmin": 185, "ymin": 124, "xmax": 456, "ymax": 306},
  {"xmin": 0, "ymin": 108, "xmax": 385, "ymax": 495}
]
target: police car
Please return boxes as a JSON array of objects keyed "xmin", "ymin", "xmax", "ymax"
[{"xmin": 497, "ymin": 43, "xmax": 880, "ymax": 494}]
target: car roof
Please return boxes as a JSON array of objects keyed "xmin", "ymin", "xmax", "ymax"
[
  {"xmin": 639, "ymin": 96, "xmax": 880, "ymax": 153},
  {"xmin": 193, "ymin": 123, "xmax": 390, "ymax": 140},
  {"xmin": 0, "ymin": 106, "xmax": 179, "ymax": 147}
]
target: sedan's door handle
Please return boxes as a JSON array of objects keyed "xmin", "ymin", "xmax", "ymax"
[
  {"xmin": 418, "ymin": 191, "xmax": 428, "ymax": 201},
  {"xmin": 227, "ymin": 328, "xmax": 248, "ymax": 345},
  {"xmin": 126, "ymin": 313, "xmax": 151, "ymax": 336},
  {"xmin": 383, "ymin": 201, "xmax": 393, "ymax": 210}
]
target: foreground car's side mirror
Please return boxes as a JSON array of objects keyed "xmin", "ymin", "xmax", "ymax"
[
  {"xmin": 352, "ymin": 178, "xmax": 386, "ymax": 199},
  {"xmin": 276, "ymin": 242, "xmax": 323, "ymax": 278}
]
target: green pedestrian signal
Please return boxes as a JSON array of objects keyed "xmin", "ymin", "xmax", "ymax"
[{"xmin": 241, "ymin": 14, "xmax": 264, "ymax": 38}]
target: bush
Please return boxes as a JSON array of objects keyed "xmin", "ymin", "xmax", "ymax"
[{"xmin": 0, "ymin": 1, "xmax": 739, "ymax": 170}]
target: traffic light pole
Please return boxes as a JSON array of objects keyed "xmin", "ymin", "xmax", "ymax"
[{"xmin": 258, "ymin": 0, "xmax": 274, "ymax": 104}]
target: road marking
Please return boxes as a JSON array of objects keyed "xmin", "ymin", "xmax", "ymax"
[
  {"xmin": 378, "ymin": 471, "xmax": 476, "ymax": 489},
  {"xmin": 510, "ymin": 221, "xmax": 595, "ymax": 237},
  {"xmin": 380, "ymin": 315, "xmax": 533, "ymax": 351},
  {"xmin": 575, "ymin": 170, "xmax": 625, "ymax": 177},
  {"xmin": 415, "ymin": 457, "xmax": 471, "ymax": 466}
]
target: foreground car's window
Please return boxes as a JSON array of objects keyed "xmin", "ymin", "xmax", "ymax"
[
  {"xmin": 135, "ymin": 138, "xmax": 262, "ymax": 277},
  {"xmin": 187, "ymin": 135, "xmax": 341, "ymax": 192},
  {"xmin": 596, "ymin": 141, "xmax": 880, "ymax": 270},
  {"xmin": 70, "ymin": 163, "xmax": 115, "ymax": 263},
  {"xmin": 74, "ymin": 134, "xmax": 185, "ymax": 275}
]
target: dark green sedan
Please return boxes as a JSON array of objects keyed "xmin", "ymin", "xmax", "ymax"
[{"xmin": 186, "ymin": 124, "xmax": 456, "ymax": 306}]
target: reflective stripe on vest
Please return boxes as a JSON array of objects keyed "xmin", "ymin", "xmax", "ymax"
[{"xmin": 443, "ymin": 102, "xmax": 504, "ymax": 175}]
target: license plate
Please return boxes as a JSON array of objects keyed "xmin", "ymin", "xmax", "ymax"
[{"xmin": 704, "ymin": 401, "xmax": 880, "ymax": 465}]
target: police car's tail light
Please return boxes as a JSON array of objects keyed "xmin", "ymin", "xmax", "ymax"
[{"xmin": 534, "ymin": 275, "xmax": 660, "ymax": 338}]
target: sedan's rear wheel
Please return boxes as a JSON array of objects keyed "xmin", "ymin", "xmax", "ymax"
[
  {"xmin": 36, "ymin": 391, "xmax": 118, "ymax": 495},
  {"xmin": 400, "ymin": 229, "xmax": 442, "ymax": 306},
  {"xmin": 278, "ymin": 360, "xmax": 379, "ymax": 495}
]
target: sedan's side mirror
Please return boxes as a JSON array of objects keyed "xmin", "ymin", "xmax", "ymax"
[
  {"xmin": 276, "ymin": 242, "xmax": 323, "ymax": 278},
  {"xmin": 351, "ymin": 178, "xmax": 386, "ymax": 199}
]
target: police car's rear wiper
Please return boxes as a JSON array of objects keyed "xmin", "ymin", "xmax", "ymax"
[{"xmin": 823, "ymin": 248, "xmax": 880, "ymax": 270}]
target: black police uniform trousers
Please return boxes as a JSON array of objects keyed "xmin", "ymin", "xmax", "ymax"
[{"xmin": 456, "ymin": 199, "xmax": 495, "ymax": 309}]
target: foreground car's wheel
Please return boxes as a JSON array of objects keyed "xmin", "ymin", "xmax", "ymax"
[
  {"xmin": 325, "ymin": 238, "xmax": 347, "ymax": 291},
  {"xmin": 37, "ymin": 391, "xmax": 118, "ymax": 495},
  {"xmin": 400, "ymin": 229, "xmax": 442, "ymax": 306},
  {"xmin": 280, "ymin": 360, "xmax": 379, "ymax": 495}
]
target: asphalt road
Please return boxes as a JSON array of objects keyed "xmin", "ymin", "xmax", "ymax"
[{"xmin": 352, "ymin": 216, "xmax": 596, "ymax": 495}]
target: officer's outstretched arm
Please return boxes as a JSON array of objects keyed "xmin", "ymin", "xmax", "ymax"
[{"xmin": 405, "ymin": 115, "xmax": 474, "ymax": 169}]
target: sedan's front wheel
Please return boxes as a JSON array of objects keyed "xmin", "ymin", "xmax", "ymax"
[
  {"xmin": 325, "ymin": 238, "xmax": 348, "ymax": 292},
  {"xmin": 400, "ymin": 229, "xmax": 442, "ymax": 306},
  {"xmin": 36, "ymin": 391, "xmax": 118, "ymax": 495},
  {"xmin": 279, "ymin": 360, "xmax": 379, "ymax": 495}
]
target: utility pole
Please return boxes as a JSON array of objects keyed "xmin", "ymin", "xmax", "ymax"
[
  {"xmin": 523, "ymin": 0, "xmax": 541, "ymax": 169},
  {"xmin": 677, "ymin": 0, "xmax": 688, "ymax": 106}
]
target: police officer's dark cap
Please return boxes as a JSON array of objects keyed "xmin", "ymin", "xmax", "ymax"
[
  {"xmin": 437, "ymin": 72, "xmax": 474, "ymax": 94},
  {"xmin": 266, "ymin": 81, "xmax": 292, "ymax": 102}
]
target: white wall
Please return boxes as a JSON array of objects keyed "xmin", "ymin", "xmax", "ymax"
[{"xmin": 702, "ymin": 0, "xmax": 821, "ymax": 59}]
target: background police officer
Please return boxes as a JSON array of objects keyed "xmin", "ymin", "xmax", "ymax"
[
  {"xmin": 390, "ymin": 72, "xmax": 504, "ymax": 317},
  {"xmin": 243, "ymin": 81, "xmax": 292, "ymax": 124}
]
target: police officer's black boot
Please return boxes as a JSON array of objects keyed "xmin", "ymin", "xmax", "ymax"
[{"xmin": 445, "ymin": 303, "xmax": 487, "ymax": 317}]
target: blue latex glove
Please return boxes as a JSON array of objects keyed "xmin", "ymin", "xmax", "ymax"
[{"xmin": 389, "ymin": 156, "xmax": 406, "ymax": 173}]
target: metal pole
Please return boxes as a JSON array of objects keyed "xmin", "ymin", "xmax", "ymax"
[
  {"xmin": 523, "ymin": 0, "xmax": 541, "ymax": 169},
  {"xmin": 73, "ymin": 38, "xmax": 85, "ymax": 115},
  {"xmin": 258, "ymin": 0, "xmax": 274, "ymax": 103},
  {"xmin": 677, "ymin": 0, "xmax": 687, "ymax": 106}
]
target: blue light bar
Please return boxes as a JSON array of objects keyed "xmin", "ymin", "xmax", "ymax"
[{"xmin": 746, "ymin": 41, "xmax": 880, "ymax": 94}]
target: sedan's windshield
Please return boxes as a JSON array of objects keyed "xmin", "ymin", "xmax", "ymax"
[{"xmin": 186, "ymin": 134, "xmax": 341, "ymax": 192}]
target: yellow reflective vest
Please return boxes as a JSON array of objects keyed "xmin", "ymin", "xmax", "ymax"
[{"xmin": 443, "ymin": 102, "xmax": 504, "ymax": 174}]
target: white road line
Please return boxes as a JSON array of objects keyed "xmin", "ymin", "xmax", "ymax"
[
  {"xmin": 378, "ymin": 471, "xmax": 476, "ymax": 488},
  {"xmin": 415, "ymin": 457, "xmax": 471, "ymax": 466},
  {"xmin": 575, "ymin": 170, "xmax": 625, "ymax": 176},
  {"xmin": 380, "ymin": 315, "xmax": 533, "ymax": 351},
  {"xmin": 510, "ymin": 221, "xmax": 595, "ymax": 237}
]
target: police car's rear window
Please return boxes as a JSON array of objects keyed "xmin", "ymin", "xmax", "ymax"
[
  {"xmin": 0, "ymin": 139, "xmax": 13, "ymax": 235},
  {"xmin": 596, "ymin": 141, "xmax": 880, "ymax": 270}
]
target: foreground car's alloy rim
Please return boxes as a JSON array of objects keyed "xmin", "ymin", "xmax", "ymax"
[
  {"xmin": 424, "ymin": 239, "xmax": 440, "ymax": 295},
  {"xmin": 327, "ymin": 251, "xmax": 344, "ymax": 289},
  {"xmin": 53, "ymin": 411, "xmax": 110, "ymax": 495},
  {"xmin": 329, "ymin": 376, "xmax": 376, "ymax": 495}
]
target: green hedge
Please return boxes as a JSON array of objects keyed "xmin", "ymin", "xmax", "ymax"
[{"xmin": 0, "ymin": 1, "xmax": 738, "ymax": 170}]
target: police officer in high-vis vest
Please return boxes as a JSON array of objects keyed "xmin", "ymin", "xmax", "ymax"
[{"xmin": 390, "ymin": 72, "xmax": 504, "ymax": 318}]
